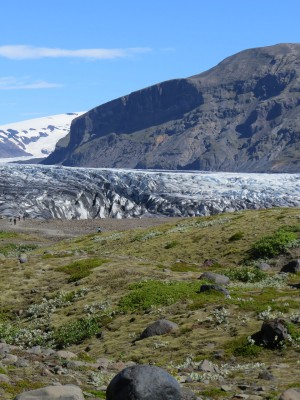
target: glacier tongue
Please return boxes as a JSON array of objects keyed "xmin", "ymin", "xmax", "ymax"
[{"xmin": 0, "ymin": 164, "xmax": 299, "ymax": 219}]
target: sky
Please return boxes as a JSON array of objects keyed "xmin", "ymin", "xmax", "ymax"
[{"xmin": 1, "ymin": 0, "xmax": 300, "ymax": 125}]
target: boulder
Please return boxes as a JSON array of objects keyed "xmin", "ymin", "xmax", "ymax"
[
  {"xmin": 181, "ymin": 388, "xmax": 197, "ymax": 399},
  {"xmin": 15, "ymin": 384, "xmax": 84, "ymax": 400},
  {"xmin": 199, "ymin": 271, "xmax": 230, "ymax": 285},
  {"xmin": 198, "ymin": 359, "xmax": 220, "ymax": 374},
  {"xmin": 199, "ymin": 284, "xmax": 229, "ymax": 296},
  {"xmin": 106, "ymin": 364, "xmax": 182, "ymax": 400},
  {"xmin": 252, "ymin": 318, "xmax": 288, "ymax": 348},
  {"xmin": 279, "ymin": 388, "xmax": 300, "ymax": 400},
  {"xmin": 281, "ymin": 259, "xmax": 300, "ymax": 273},
  {"xmin": 140, "ymin": 319, "xmax": 178, "ymax": 339},
  {"xmin": 18, "ymin": 253, "xmax": 28, "ymax": 263},
  {"xmin": 256, "ymin": 262, "xmax": 271, "ymax": 271},
  {"xmin": 202, "ymin": 259, "xmax": 218, "ymax": 267},
  {"xmin": 56, "ymin": 350, "xmax": 77, "ymax": 360}
]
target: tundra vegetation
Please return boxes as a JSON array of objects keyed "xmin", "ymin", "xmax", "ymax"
[{"xmin": 0, "ymin": 207, "xmax": 299, "ymax": 399}]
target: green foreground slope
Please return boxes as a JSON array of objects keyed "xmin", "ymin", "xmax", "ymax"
[{"xmin": 0, "ymin": 208, "xmax": 300, "ymax": 399}]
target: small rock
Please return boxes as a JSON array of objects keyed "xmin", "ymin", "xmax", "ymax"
[
  {"xmin": 256, "ymin": 262, "xmax": 271, "ymax": 271},
  {"xmin": 198, "ymin": 359, "xmax": 220, "ymax": 374},
  {"xmin": 2, "ymin": 354, "xmax": 18, "ymax": 365},
  {"xmin": 0, "ymin": 343, "xmax": 10, "ymax": 355},
  {"xmin": 0, "ymin": 374, "xmax": 10, "ymax": 383},
  {"xmin": 199, "ymin": 271, "xmax": 230, "ymax": 285},
  {"xmin": 258, "ymin": 370, "xmax": 275, "ymax": 380},
  {"xmin": 15, "ymin": 358, "xmax": 30, "ymax": 368},
  {"xmin": 27, "ymin": 345, "xmax": 42, "ymax": 355},
  {"xmin": 203, "ymin": 259, "xmax": 218, "ymax": 266},
  {"xmin": 15, "ymin": 384, "xmax": 84, "ymax": 400},
  {"xmin": 279, "ymin": 388, "xmax": 300, "ymax": 400},
  {"xmin": 199, "ymin": 284, "xmax": 229, "ymax": 296},
  {"xmin": 140, "ymin": 319, "xmax": 179, "ymax": 339},
  {"xmin": 238, "ymin": 384, "xmax": 251, "ymax": 390},
  {"xmin": 56, "ymin": 350, "xmax": 77, "ymax": 360},
  {"xmin": 181, "ymin": 388, "xmax": 197, "ymax": 399},
  {"xmin": 221, "ymin": 385, "xmax": 233, "ymax": 392},
  {"xmin": 19, "ymin": 253, "xmax": 28, "ymax": 263}
]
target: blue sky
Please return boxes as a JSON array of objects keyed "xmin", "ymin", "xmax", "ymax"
[{"xmin": 1, "ymin": 0, "xmax": 300, "ymax": 124}]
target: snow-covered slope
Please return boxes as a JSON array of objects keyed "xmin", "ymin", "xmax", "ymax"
[
  {"xmin": 0, "ymin": 112, "xmax": 84, "ymax": 159},
  {"xmin": 0, "ymin": 164, "xmax": 299, "ymax": 219}
]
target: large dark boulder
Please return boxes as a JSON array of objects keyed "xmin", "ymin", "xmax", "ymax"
[
  {"xmin": 140, "ymin": 319, "xmax": 178, "ymax": 339},
  {"xmin": 281, "ymin": 259, "xmax": 300, "ymax": 274},
  {"xmin": 252, "ymin": 318, "xmax": 288, "ymax": 348},
  {"xmin": 106, "ymin": 365, "xmax": 182, "ymax": 400}
]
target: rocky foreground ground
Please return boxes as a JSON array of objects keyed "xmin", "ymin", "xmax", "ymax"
[{"xmin": 0, "ymin": 209, "xmax": 300, "ymax": 399}]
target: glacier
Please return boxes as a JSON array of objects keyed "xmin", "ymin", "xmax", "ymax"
[{"xmin": 0, "ymin": 164, "xmax": 299, "ymax": 219}]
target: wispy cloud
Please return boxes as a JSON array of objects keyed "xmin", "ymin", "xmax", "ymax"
[
  {"xmin": 0, "ymin": 45, "xmax": 151, "ymax": 60},
  {"xmin": 0, "ymin": 76, "xmax": 62, "ymax": 90}
]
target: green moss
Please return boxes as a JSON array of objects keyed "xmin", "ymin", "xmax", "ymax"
[
  {"xmin": 57, "ymin": 257, "xmax": 109, "ymax": 282},
  {"xmin": 0, "ymin": 231, "xmax": 18, "ymax": 239},
  {"xmin": 118, "ymin": 280, "xmax": 199, "ymax": 312},
  {"xmin": 225, "ymin": 336, "xmax": 263, "ymax": 358},
  {"xmin": 201, "ymin": 388, "xmax": 227, "ymax": 397},
  {"xmin": 87, "ymin": 390, "xmax": 106, "ymax": 398},
  {"xmin": 228, "ymin": 231, "xmax": 244, "ymax": 241},
  {"xmin": 170, "ymin": 261, "xmax": 200, "ymax": 272},
  {"xmin": 164, "ymin": 240, "xmax": 179, "ymax": 249}
]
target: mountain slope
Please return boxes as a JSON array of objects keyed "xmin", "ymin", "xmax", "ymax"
[
  {"xmin": 0, "ymin": 112, "xmax": 84, "ymax": 159},
  {"xmin": 43, "ymin": 43, "xmax": 300, "ymax": 172}
]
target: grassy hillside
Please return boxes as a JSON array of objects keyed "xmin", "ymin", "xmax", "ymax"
[{"xmin": 0, "ymin": 208, "xmax": 300, "ymax": 399}]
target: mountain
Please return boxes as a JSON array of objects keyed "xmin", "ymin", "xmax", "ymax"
[
  {"xmin": 0, "ymin": 164, "xmax": 299, "ymax": 219},
  {"xmin": 0, "ymin": 112, "xmax": 84, "ymax": 159},
  {"xmin": 42, "ymin": 43, "xmax": 300, "ymax": 172}
]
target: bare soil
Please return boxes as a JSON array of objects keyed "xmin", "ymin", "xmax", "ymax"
[{"xmin": 0, "ymin": 216, "xmax": 182, "ymax": 240}]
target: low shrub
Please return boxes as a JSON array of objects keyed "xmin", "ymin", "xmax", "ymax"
[
  {"xmin": 248, "ymin": 229, "xmax": 298, "ymax": 259},
  {"xmin": 53, "ymin": 317, "xmax": 101, "ymax": 348},
  {"xmin": 225, "ymin": 267, "xmax": 267, "ymax": 282}
]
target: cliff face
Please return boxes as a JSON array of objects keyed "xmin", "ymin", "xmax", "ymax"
[{"xmin": 43, "ymin": 43, "xmax": 300, "ymax": 172}]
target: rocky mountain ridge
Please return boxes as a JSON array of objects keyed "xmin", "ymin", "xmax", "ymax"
[{"xmin": 43, "ymin": 43, "xmax": 300, "ymax": 172}]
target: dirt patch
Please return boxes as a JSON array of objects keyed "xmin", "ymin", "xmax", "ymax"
[{"xmin": 0, "ymin": 216, "xmax": 182, "ymax": 240}]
